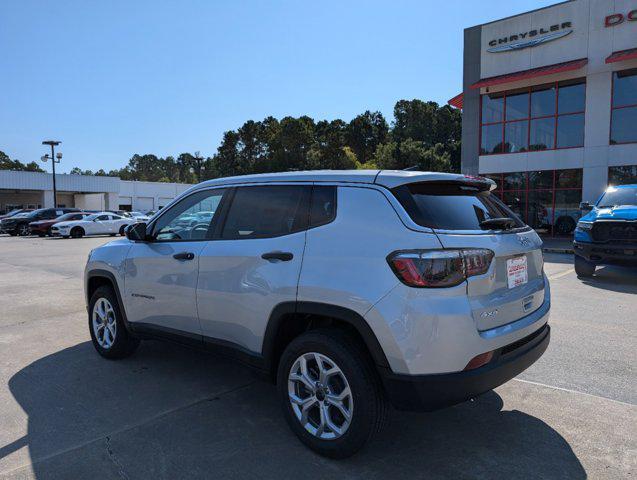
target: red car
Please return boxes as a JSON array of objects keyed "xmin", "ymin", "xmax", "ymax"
[{"xmin": 29, "ymin": 212, "xmax": 91, "ymax": 237}]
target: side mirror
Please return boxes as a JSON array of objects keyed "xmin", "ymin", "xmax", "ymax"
[
  {"xmin": 579, "ymin": 201, "xmax": 593, "ymax": 212},
  {"xmin": 126, "ymin": 222, "xmax": 148, "ymax": 241}
]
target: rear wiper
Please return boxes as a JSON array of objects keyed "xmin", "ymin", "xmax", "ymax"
[{"xmin": 479, "ymin": 217, "xmax": 517, "ymax": 230}]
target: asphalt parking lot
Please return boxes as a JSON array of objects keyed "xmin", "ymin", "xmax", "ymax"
[{"xmin": 0, "ymin": 235, "xmax": 635, "ymax": 479}]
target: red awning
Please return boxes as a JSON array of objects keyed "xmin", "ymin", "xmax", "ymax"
[
  {"xmin": 470, "ymin": 58, "xmax": 588, "ymax": 90},
  {"xmin": 606, "ymin": 48, "xmax": 637, "ymax": 64},
  {"xmin": 448, "ymin": 92, "xmax": 463, "ymax": 109}
]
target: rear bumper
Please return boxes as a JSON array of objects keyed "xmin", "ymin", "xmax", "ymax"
[
  {"xmin": 379, "ymin": 323, "xmax": 550, "ymax": 411},
  {"xmin": 573, "ymin": 241, "xmax": 637, "ymax": 265}
]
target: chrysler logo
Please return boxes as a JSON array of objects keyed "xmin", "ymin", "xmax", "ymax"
[{"xmin": 488, "ymin": 22, "xmax": 573, "ymax": 53}]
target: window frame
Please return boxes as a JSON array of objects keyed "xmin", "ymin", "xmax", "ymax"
[
  {"xmin": 147, "ymin": 187, "xmax": 229, "ymax": 243},
  {"xmin": 217, "ymin": 184, "xmax": 313, "ymax": 241},
  {"xmin": 485, "ymin": 169, "xmax": 583, "ymax": 236},
  {"xmin": 479, "ymin": 78, "xmax": 586, "ymax": 156},
  {"xmin": 610, "ymin": 68, "xmax": 637, "ymax": 145},
  {"xmin": 608, "ymin": 165, "xmax": 637, "ymax": 185}
]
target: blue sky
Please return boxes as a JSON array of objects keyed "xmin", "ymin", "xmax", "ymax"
[{"xmin": 1, "ymin": 0, "xmax": 555, "ymax": 173}]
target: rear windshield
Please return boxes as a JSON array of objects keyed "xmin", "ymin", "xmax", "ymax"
[{"xmin": 392, "ymin": 182, "xmax": 526, "ymax": 231}]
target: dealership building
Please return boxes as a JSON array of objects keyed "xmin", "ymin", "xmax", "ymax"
[
  {"xmin": 450, "ymin": 0, "xmax": 637, "ymax": 234},
  {"xmin": 0, "ymin": 170, "xmax": 192, "ymax": 213}
]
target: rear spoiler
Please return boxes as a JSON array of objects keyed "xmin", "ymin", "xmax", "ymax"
[{"xmin": 374, "ymin": 170, "xmax": 496, "ymax": 191}]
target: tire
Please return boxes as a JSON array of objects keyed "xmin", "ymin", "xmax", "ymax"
[
  {"xmin": 88, "ymin": 285, "xmax": 140, "ymax": 359},
  {"xmin": 574, "ymin": 255, "xmax": 595, "ymax": 277},
  {"xmin": 47, "ymin": 227, "xmax": 53, "ymax": 237},
  {"xmin": 18, "ymin": 224, "xmax": 30, "ymax": 236},
  {"xmin": 109, "ymin": 233, "xmax": 116, "ymax": 236},
  {"xmin": 555, "ymin": 216, "xmax": 576, "ymax": 235},
  {"xmin": 9, "ymin": 231, "xmax": 18, "ymax": 236},
  {"xmin": 277, "ymin": 329, "xmax": 388, "ymax": 459},
  {"xmin": 70, "ymin": 227, "xmax": 84, "ymax": 238},
  {"xmin": 119, "ymin": 225, "xmax": 126, "ymax": 236},
  {"xmin": 37, "ymin": 232, "xmax": 45, "ymax": 237}
]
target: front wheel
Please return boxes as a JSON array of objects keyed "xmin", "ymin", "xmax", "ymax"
[
  {"xmin": 70, "ymin": 227, "xmax": 84, "ymax": 238},
  {"xmin": 575, "ymin": 255, "xmax": 596, "ymax": 277},
  {"xmin": 18, "ymin": 224, "xmax": 30, "ymax": 236},
  {"xmin": 119, "ymin": 225, "xmax": 126, "ymax": 236},
  {"xmin": 277, "ymin": 329, "xmax": 387, "ymax": 459},
  {"xmin": 89, "ymin": 286, "xmax": 140, "ymax": 359}
]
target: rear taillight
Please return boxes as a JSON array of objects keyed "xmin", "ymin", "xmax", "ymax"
[{"xmin": 387, "ymin": 249, "xmax": 494, "ymax": 288}]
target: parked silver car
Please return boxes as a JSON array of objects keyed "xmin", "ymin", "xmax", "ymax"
[{"xmin": 84, "ymin": 170, "xmax": 550, "ymax": 458}]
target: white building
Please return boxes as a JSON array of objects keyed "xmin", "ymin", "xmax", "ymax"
[
  {"xmin": 451, "ymin": 0, "xmax": 637, "ymax": 235},
  {"xmin": 0, "ymin": 170, "xmax": 193, "ymax": 213}
]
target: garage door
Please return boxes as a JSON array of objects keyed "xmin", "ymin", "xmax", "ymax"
[{"xmin": 136, "ymin": 197, "xmax": 154, "ymax": 212}]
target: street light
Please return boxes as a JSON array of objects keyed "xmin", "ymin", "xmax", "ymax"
[{"xmin": 41, "ymin": 140, "xmax": 62, "ymax": 208}]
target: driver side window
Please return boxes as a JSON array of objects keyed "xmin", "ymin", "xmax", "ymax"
[{"xmin": 153, "ymin": 188, "xmax": 225, "ymax": 241}]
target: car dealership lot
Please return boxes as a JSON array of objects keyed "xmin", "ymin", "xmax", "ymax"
[{"xmin": 0, "ymin": 235, "xmax": 635, "ymax": 479}]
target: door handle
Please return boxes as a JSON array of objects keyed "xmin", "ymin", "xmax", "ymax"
[
  {"xmin": 173, "ymin": 252, "xmax": 195, "ymax": 261},
  {"xmin": 261, "ymin": 251, "xmax": 294, "ymax": 261}
]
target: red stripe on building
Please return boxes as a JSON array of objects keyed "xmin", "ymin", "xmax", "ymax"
[
  {"xmin": 605, "ymin": 48, "xmax": 637, "ymax": 64},
  {"xmin": 470, "ymin": 58, "xmax": 588, "ymax": 89},
  {"xmin": 447, "ymin": 92, "xmax": 464, "ymax": 109}
]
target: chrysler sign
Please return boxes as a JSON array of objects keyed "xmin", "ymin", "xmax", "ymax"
[{"xmin": 487, "ymin": 22, "xmax": 573, "ymax": 53}]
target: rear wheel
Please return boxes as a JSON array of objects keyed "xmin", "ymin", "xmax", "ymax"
[
  {"xmin": 89, "ymin": 286, "xmax": 140, "ymax": 359},
  {"xmin": 575, "ymin": 255, "xmax": 595, "ymax": 277},
  {"xmin": 70, "ymin": 227, "xmax": 84, "ymax": 238},
  {"xmin": 119, "ymin": 225, "xmax": 126, "ymax": 236},
  {"xmin": 277, "ymin": 329, "xmax": 387, "ymax": 459},
  {"xmin": 37, "ymin": 232, "xmax": 45, "ymax": 237}
]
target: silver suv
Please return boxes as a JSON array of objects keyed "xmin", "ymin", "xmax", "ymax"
[{"xmin": 84, "ymin": 170, "xmax": 550, "ymax": 458}]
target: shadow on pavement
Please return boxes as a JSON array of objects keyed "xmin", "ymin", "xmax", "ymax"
[
  {"xmin": 2, "ymin": 340, "xmax": 586, "ymax": 479},
  {"xmin": 579, "ymin": 265, "xmax": 637, "ymax": 293}
]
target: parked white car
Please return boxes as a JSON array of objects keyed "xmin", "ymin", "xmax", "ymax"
[
  {"xmin": 52, "ymin": 212, "xmax": 137, "ymax": 238},
  {"xmin": 129, "ymin": 211, "xmax": 151, "ymax": 222}
]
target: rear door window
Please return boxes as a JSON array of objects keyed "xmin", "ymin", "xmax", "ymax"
[
  {"xmin": 309, "ymin": 186, "xmax": 337, "ymax": 228},
  {"xmin": 393, "ymin": 182, "xmax": 526, "ymax": 230},
  {"xmin": 221, "ymin": 185, "xmax": 311, "ymax": 239}
]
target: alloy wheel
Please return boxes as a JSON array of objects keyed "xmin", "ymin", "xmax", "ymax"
[
  {"xmin": 287, "ymin": 352, "xmax": 353, "ymax": 440},
  {"xmin": 19, "ymin": 224, "xmax": 30, "ymax": 236},
  {"xmin": 92, "ymin": 298, "xmax": 117, "ymax": 349}
]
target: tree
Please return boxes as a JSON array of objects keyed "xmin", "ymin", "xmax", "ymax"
[
  {"xmin": 372, "ymin": 140, "xmax": 451, "ymax": 172},
  {"xmin": 1, "ymin": 96, "xmax": 462, "ymax": 183},
  {"xmin": 0, "ymin": 151, "xmax": 45, "ymax": 172},
  {"xmin": 346, "ymin": 111, "xmax": 388, "ymax": 165}
]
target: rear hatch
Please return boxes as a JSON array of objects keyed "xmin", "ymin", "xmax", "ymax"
[{"xmin": 389, "ymin": 177, "xmax": 545, "ymax": 331}]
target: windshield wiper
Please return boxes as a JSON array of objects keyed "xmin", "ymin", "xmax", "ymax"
[{"xmin": 479, "ymin": 217, "xmax": 517, "ymax": 230}]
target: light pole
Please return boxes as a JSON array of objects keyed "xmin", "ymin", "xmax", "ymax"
[
  {"xmin": 193, "ymin": 151, "xmax": 204, "ymax": 181},
  {"xmin": 41, "ymin": 140, "xmax": 62, "ymax": 208}
]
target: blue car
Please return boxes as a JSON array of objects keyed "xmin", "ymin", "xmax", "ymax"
[{"xmin": 573, "ymin": 184, "xmax": 637, "ymax": 277}]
